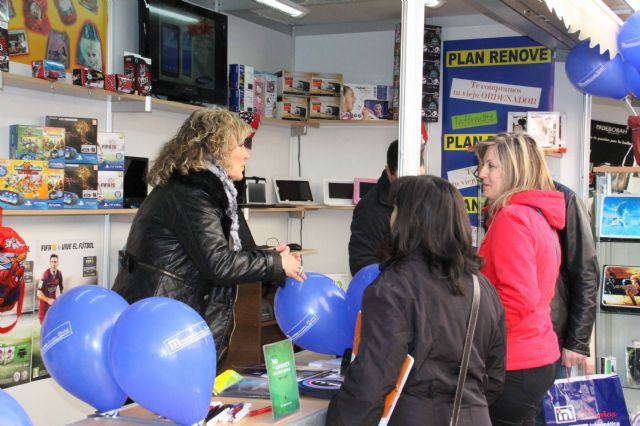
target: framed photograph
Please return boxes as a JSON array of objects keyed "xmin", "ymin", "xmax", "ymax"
[
  {"xmin": 599, "ymin": 195, "xmax": 640, "ymax": 239},
  {"xmin": 601, "ymin": 265, "xmax": 640, "ymax": 312},
  {"xmin": 7, "ymin": 29, "xmax": 28, "ymax": 56},
  {"xmin": 507, "ymin": 111, "xmax": 527, "ymax": 133},
  {"xmin": 0, "ymin": 0, "xmax": 9, "ymax": 23},
  {"xmin": 526, "ymin": 111, "xmax": 561, "ymax": 148}
]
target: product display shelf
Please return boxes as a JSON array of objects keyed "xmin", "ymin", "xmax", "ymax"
[
  {"xmin": 593, "ymin": 168, "xmax": 640, "ymax": 395},
  {"xmin": 308, "ymin": 118, "xmax": 399, "ymax": 127},
  {"xmin": 467, "ymin": 144, "xmax": 567, "ymax": 156}
]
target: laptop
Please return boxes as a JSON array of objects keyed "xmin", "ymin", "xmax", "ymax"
[{"xmin": 238, "ymin": 178, "xmax": 279, "ymax": 208}]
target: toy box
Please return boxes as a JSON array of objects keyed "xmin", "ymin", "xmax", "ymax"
[
  {"xmin": 276, "ymin": 95, "xmax": 309, "ymax": 121},
  {"xmin": 422, "ymin": 92, "xmax": 439, "ymax": 122},
  {"xmin": 0, "ymin": 159, "xmax": 48, "ymax": 210},
  {"xmin": 64, "ymin": 164, "xmax": 98, "ymax": 209},
  {"xmin": 276, "ymin": 71, "xmax": 312, "ymax": 96},
  {"xmin": 0, "ymin": 21, "xmax": 8, "ymax": 73},
  {"xmin": 97, "ymin": 132, "xmax": 125, "ymax": 171},
  {"xmin": 104, "ymin": 74, "xmax": 134, "ymax": 94},
  {"xmin": 309, "ymin": 96, "xmax": 340, "ymax": 120},
  {"xmin": 254, "ymin": 71, "xmax": 277, "ymax": 118},
  {"xmin": 341, "ymin": 84, "xmax": 393, "ymax": 120},
  {"xmin": 72, "ymin": 68, "xmax": 104, "ymax": 89},
  {"xmin": 98, "ymin": 171, "xmax": 124, "ymax": 209},
  {"xmin": 47, "ymin": 167, "xmax": 64, "ymax": 209},
  {"xmin": 9, "ymin": 125, "xmax": 44, "ymax": 161},
  {"xmin": 310, "ymin": 73, "xmax": 343, "ymax": 97},
  {"xmin": 42, "ymin": 127, "xmax": 66, "ymax": 169},
  {"xmin": 45, "ymin": 116, "xmax": 98, "ymax": 165},
  {"xmin": 228, "ymin": 88, "xmax": 254, "ymax": 113},
  {"xmin": 31, "ymin": 59, "xmax": 65, "ymax": 81},
  {"xmin": 124, "ymin": 53, "xmax": 152, "ymax": 96}
]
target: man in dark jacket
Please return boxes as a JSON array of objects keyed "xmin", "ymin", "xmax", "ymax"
[{"xmin": 349, "ymin": 140, "xmax": 400, "ymax": 275}]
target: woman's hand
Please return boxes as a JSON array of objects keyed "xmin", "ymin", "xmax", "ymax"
[{"xmin": 281, "ymin": 250, "xmax": 306, "ymax": 282}]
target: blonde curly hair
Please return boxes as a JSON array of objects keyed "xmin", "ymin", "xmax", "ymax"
[{"xmin": 147, "ymin": 109, "xmax": 251, "ymax": 187}]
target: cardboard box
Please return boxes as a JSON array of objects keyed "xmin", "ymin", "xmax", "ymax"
[
  {"xmin": 254, "ymin": 71, "xmax": 277, "ymax": 118},
  {"xmin": 42, "ymin": 127, "xmax": 66, "ymax": 169},
  {"xmin": 228, "ymin": 88, "xmax": 254, "ymax": 113},
  {"xmin": 276, "ymin": 71, "xmax": 312, "ymax": 96},
  {"xmin": 310, "ymin": 73, "xmax": 343, "ymax": 97},
  {"xmin": 229, "ymin": 64, "xmax": 254, "ymax": 91},
  {"xmin": 31, "ymin": 59, "xmax": 65, "ymax": 81},
  {"xmin": 341, "ymin": 84, "xmax": 393, "ymax": 120},
  {"xmin": 10, "ymin": 125, "xmax": 44, "ymax": 161},
  {"xmin": 47, "ymin": 167, "xmax": 64, "ymax": 209},
  {"xmin": 97, "ymin": 132, "xmax": 125, "ymax": 171},
  {"xmin": 64, "ymin": 164, "xmax": 98, "ymax": 209},
  {"xmin": 124, "ymin": 54, "xmax": 152, "ymax": 96},
  {"xmin": 104, "ymin": 74, "xmax": 134, "ymax": 94},
  {"xmin": 45, "ymin": 116, "xmax": 98, "ymax": 165},
  {"xmin": 98, "ymin": 171, "xmax": 124, "ymax": 209},
  {"xmin": 0, "ymin": 159, "xmax": 48, "ymax": 210},
  {"xmin": 72, "ymin": 68, "xmax": 104, "ymax": 89},
  {"xmin": 309, "ymin": 96, "xmax": 340, "ymax": 120},
  {"xmin": 276, "ymin": 95, "xmax": 309, "ymax": 121}
]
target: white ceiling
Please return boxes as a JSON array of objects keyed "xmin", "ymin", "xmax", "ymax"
[{"xmin": 215, "ymin": 0, "xmax": 484, "ymax": 33}]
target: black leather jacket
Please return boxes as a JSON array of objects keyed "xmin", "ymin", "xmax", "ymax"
[
  {"xmin": 113, "ymin": 170, "xmax": 285, "ymax": 363},
  {"xmin": 552, "ymin": 182, "xmax": 599, "ymax": 356},
  {"xmin": 348, "ymin": 170, "xmax": 393, "ymax": 275}
]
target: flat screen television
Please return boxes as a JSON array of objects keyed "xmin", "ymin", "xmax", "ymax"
[
  {"xmin": 124, "ymin": 156, "xmax": 149, "ymax": 208},
  {"xmin": 138, "ymin": 0, "xmax": 228, "ymax": 106}
]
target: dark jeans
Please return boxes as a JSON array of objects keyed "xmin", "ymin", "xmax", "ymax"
[{"xmin": 490, "ymin": 362, "xmax": 558, "ymax": 426}]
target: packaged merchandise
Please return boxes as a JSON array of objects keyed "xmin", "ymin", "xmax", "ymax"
[
  {"xmin": 42, "ymin": 127, "xmax": 66, "ymax": 169},
  {"xmin": 31, "ymin": 59, "xmax": 65, "ymax": 81},
  {"xmin": 276, "ymin": 95, "xmax": 308, "ymax": 121},
  {"xmin": 45, "ymin": 116, "xmax": 98, "ymax": 165},
  {"xmin": 124, "ymin": 53, "xmax": 152, "ymax": 96},
  {"xmin": 98, "ymin": 170, "xmax": 123, "ymax": 209},
  {"xmin": 253, "ymin": 71, "xmax": 277, "ymax": 118},
  {"xmin": 276, "ymin": 71, "xmax": 311, "ymax": 96},
  {"xmin": 310, "ymin": 73, "xmax": 342, "ymax": 97},
  {"xmin": 341, "ymin": 84, "xmax": 393, "ymax": 120},
  {"xmin": 97, "ymin": 132, "xmax": 125, "ymax": 171},
  {"xmin": 47, "ymin": 167, "xmax": 64, "ymax": 209},
  {"xmin": 228, "ymin": 88, "xmax": 254, "ymax": 113},
  {"xmin": 0, "ymin": 21, "xmax": 8, "ymax": 72},
  {"xmin": 9, "ymin": 125, "xmax": 44, "ymax": 161},
  {"xmin": 72, "ymin": 67, "xmax": 104, "ymax": 89},
  {"xmin": 309, "ymin": 96, "xmax": 340, "ymax": 120},
  {"xmin": 104, "ymin": 74, "xmax": 134, "ymax": 94},
  {"xmin": 0, "ymin": 159, "xmax": 48, "ymax": 210},
  {"xmin": 229, "ymin": 64, "xmax": 254, "ymax": 91},
  {"xmin": 63, "ymin": 163, "xmax": 98, "ymax": 209}
]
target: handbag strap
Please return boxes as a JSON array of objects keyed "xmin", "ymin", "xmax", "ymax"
[{"xmin": 450, "ymin": 274, "xmax": 481, "ymax": 426}]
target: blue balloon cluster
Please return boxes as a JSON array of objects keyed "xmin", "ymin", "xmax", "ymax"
[
  {"xmin": 274, "ymin": 267, "xmax": 381, "ymax": 356},
  {"xmin": 0, "ymin": 388, "xmax": 32, "ymax": 426},
  {"xmin": 566, "ymin": 12, "xmax": 640, "ymax": 99},
  {"xmin": 40, "ymin": 286, "xmax": 216, "ymax": 426}
]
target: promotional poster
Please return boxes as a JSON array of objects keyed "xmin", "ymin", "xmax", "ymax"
[
  {"xmin": 442, "ymin": 36, "xmax": 555, "ymax": 232},
  {"xmin": 7, "ymin": 0, "xmax": 108, "ymax": 72}
]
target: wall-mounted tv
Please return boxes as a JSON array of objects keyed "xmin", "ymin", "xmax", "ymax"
[
  {"xmin": 138, "ymin": 0, "xmax": 228, "ymax": 106},
  {"xmin": 124, "ymin": 156, "xmax": 149, "ymax": 208}
]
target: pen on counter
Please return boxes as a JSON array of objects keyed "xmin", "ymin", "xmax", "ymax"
[
  {"xmin": 247, "ymin": 405, "xmax": 272, "ymax": 417},
  {"xmin": 207, "ymin": 404, "xmax": 233, "ymax": 425},
  {"xmin": 232, "ymin": 403, "xmax": 252, "ymax": 423}
]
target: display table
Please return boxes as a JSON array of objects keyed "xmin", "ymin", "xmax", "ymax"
[{"xmin": 68, "ymin": 352, "xmax": 335, "ymax": 425}]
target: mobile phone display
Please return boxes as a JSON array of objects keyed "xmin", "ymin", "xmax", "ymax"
[
  {"xmin": 182, "ymin": 30, "xmax": 192, "ymax": 78},
  {"xmin": 160, "ymin": 23, "xmax": 179, "ymax": 77}
]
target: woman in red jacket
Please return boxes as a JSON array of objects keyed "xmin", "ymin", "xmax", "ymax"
[{"xmin": 476, "ymin": 132, "xmax": 565, "ymax": 426}]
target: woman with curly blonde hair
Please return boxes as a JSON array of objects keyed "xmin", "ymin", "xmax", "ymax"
[{"xmin": 113, "ymin": 109, "xmax": 305, "ymax": 366}]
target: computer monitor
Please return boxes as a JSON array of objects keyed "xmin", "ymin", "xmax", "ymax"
[{"xmin": 123, "ymin": 156, "xmax": 149, "ymax": 208}]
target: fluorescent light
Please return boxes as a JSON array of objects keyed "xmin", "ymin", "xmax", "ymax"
[
  {"xmin": 624, "ymin": 0, "xmax": 640, "ymax": 12},
  {"xmin": 424, "ymin": 0, "xmax": 446, "ymax": 8},
  {"xmin": 254, "ymin": 0, "xmax": 309, "ymax": 18},
  {"xmin": 149, "ymin": 5, "xmax": 199, "ymax": 23}
]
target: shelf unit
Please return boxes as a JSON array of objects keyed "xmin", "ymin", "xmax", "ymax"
[
  {"xmin": 0, "ymin": 73, "xmax": 398, "ymax": 128},
  {"xmin": 593, "ymin": 167, "xmax": 640, "ymax": 395}
]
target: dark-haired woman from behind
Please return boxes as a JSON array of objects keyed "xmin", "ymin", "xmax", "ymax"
[{"xmin": 326, "ymin": 175, "xmax": 506, "ymax": 426}]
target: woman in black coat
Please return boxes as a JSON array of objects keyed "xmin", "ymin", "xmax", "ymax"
[
  {"xmin": 112, "ymin": 109, "xmax": 305, "ymax": 364},
  {"xmin": 327, "ymin": 175, "xmax": 506, "ymax": 426}
]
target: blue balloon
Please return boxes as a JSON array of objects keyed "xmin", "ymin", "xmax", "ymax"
[
  {"xmin": 0, "ymin": 388, "xmax": 32, "ymax": 426},
  {"xmin": 40, "ymin": 285, "xmax": 128, "ymax": 413},
  {"xmin": 625, "ymin": 61, "xmax": 640, "ymax": 98},
  {"xmin": 109, "ymin": 297, "xmax": 216, "ymax": 426},
  {"xmin": 565, "ymin": 41, "xmax": 628, "ymax": 99},
  {"xmin": 275, "ymin": 272, "xmax": 353, "ymax": 356},
  {"xmin": 346, "ymin": 264, "xmax": 381, "ymax": 327},
  {"xmin": 619, "ymin": 11, "xmax": 640, "ymax": 70}
]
